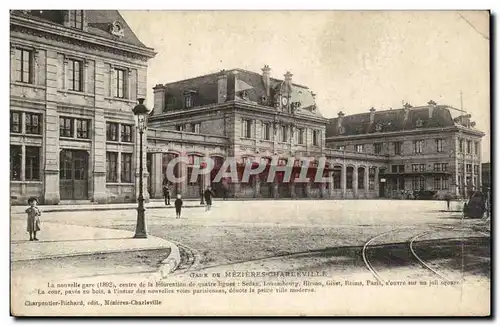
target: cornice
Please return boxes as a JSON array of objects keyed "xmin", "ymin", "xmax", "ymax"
[
  {"xmin": 10, "ymin": 14, "xmax": 156, "ymax": 62},
  {"xmin": 326, "ymin": 126, "xmax": 485, "ymax": 141}
]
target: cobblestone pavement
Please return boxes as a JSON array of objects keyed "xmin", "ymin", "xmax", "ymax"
[{"xmin": 11, "ymin": 200, "xmax": 489, "ymax": 274}]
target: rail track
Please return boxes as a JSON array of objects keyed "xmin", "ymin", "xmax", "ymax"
[{"xmin": 362, "ymin": 226, "xmax": 489, "ymax": 283}]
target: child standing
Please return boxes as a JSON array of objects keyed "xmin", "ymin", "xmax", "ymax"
[
  {"xmin": 25, "ymin": 197, "xmax": 41, "ymax": 241},
  {"xmin": 174, "ymin": 194, "xmax": 183, "ymax": 219}
]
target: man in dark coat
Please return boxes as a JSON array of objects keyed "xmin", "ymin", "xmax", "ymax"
[
  {"xmin": 204, "ymin": 186, "xmax": 215, "ymax": 211},
  {"xmin": 162, "ymin": 179, "xmax": 171, "ymax": 205}
]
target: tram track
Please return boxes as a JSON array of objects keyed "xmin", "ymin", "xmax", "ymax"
[{"xmin": 362, "ymin": 226, "xmax": 489, "ymax": 284}]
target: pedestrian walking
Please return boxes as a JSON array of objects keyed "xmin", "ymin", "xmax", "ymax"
[
  {"xmin": 444, "ymin": 192, "xmax": 452, "ymax": 211},
  {"xmin": 174, "ymin": 194, "xmax": 183, "ymax": 219},
  {"xmin": 162, "ymin": 179, "xmax": 171, "ymax": 205},
  {"xmin": 25, "ymin": 197, "xmax": 41, "ymax": 241},
  {"xmin": 204, "ymin": 186, "xmax": 215, "ymax": 211}
]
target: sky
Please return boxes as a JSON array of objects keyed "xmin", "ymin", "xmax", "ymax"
[{"xmin": 120, "ymin": 10, "xmax": 490, "ymax": 161}]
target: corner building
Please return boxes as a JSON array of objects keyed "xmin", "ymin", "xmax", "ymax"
[{"xmin": 9, "ymin": 10, "xmax": 155, "ymax": 204}]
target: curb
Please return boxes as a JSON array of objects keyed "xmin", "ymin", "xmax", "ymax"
[
  {"xmin": 11, "ymin": 244, "xmax": 174, "ymax": 263},
  {"xmin": 10, "ymin": 204, "xmax": 204, "ymax": 214},
  {"xmin": 158, "ymin": 241, "xmax": 182, "ymax": 277}
]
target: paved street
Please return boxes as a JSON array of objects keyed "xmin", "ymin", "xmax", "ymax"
[
  {"xmin": 11, "ymin": 199, "xmax": 490, "ymax": 316},
  {"xmin": 11, "ymin": 200, "xmax": 489, "ymax": 278}
]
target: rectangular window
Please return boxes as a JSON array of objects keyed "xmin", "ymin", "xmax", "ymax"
[
  {"xmin": 369, "ymin": 168, "xmax": 376, "ymax": 190},
  {"xmin": 433, "ymin": 163, "xmax": 441, "ymax": 172},
  {"xmin": 413, "ymin": 140, "xmax": 424, "ymax": 153},
  {"xmin": 419, "ymin": 164, "xmax": 425, "ymax": 172},
  {"xmin": 412, "ymin": 176, "xmax": 426, "ymax": 190},
  {"xmin": 114, "ymin": 68, "xmax": 125, "ymax": 98},
  {"xmin": 10, "ymin": 111, "xmax": 21, "ymax": 133},
  {"xmin": 355, "ymin": 144, "xmax": 364, "ymax": 153},
  {"xmin": 185, "ymin": 95, "xmax": 193, "ymax": 108},
  {"xmin": 392, "ymin": 165, "xmax": 398, "ymax": 173},
  {"xmin": 466, "ymin": 140, "xmax": 471, "ymax": 154},
  {"xmin": 434, "ymin": 176, "xmax": 441, "ymax": 190},
  {"xmin": 25, "ymin": 113, "xmax": 41, "ymax": 135},
  {"xmin": 313, "ymin": 130, "xmax": 320, "ymax": 146},
  {"xmin": 68, "ymin": 59, "xmax": 83, "ymax": 91},
  {"xmin": 337, "ymin": 145, "xmax": 345, "ymax": 151},
  {"xmin": 263, "ymin": 123, "xmax": 271, "ymax": 141},
  {"xmin": 441, "ymin": 163, "xmax": 448, "ymax": 171},
  {"xmin": 14, "ymin": 48, "xmax": 32, "ymax": 83},
  {"xmin": 281, "ymin": 125, "xmax": 288, "ymax": 142},
  {"xmin": 191, "ymin": 123, "xmax": 200, "ymax": 133},
  {"xmin": 76, "ymin": 119, "xmax": 90, "ymax": 139},
  {"xmin": 175, "ymin": 125, "xmax": 184, "ymax": 132},
  {"xmin": 297, "ymin": 128, "xmax": 304, "ymax": 144},
  {"xmin": 436, "ymin": 139, "xmax": 444, "ymax": 152},
  {"xmin": 106, "ymin": 122, "xmax": 118, "ymax": 141},
  {"xmin": 121, "ymin": 124, "xmax": 132, "ymax": 142},
  {"xmin": 393, "ymin": 141, "xmax": 402, "ymax": 155},
  {"xmin": 473, "ymin": 164, "xmax": 479, "ymax": 175},
  {"xmin": 241, "ymin": 119, "xmax": 252, "ymax": 138},
  {"xmin": 25, "ymin": 146, "xmax": 40, "ymax": 181},
  {"xmin": 10, "ymin": 145, "xmax": 21, "ymax": 181},
  {"xmin": 59, "ymin": 117, "xmax": 73, "ymax": 137},
  {"xmin": 106, "ymin": 152, "xmax": 118, "ymax": 182},
  {"xmin": 459, "ymin": 139, "xmax": 464, "ymax": 153},
  {"xmin": 466, "ymin": 164, "xmax": 472, "ymax": 174},
  {"xmin": 374, "ymin": 143, "xmax": 382, "ymax": 154},
  {"xmin": 121, "ymin": 153, "xmax": 132, "ymax": 183},
  {"xmin": 412, "ymin": 164, "xmax": 419, "ymax": 172},
  {"xmin": 474, "ymin": 141, "xmax": 479, "ymax": 155},
  {"xmin": 69, "ymin": 10, "xmax": 83, "ymax": 29},
  {"xmin": 442, "ymin": 176, "xmax": 449, "ymax": 190}
]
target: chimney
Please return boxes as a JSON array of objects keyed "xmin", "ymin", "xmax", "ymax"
[
  {"xmin": 217, "ymin": 70, "xmax": 228, "ymax": 104},
  {"xmin": 262, "ymin": 65, "xmax": 271, "ymax": 97},
  {"xmin": 337, "ymin": 111, "xmax": 345, "ymax": 129},
  {"xmin": 153, "ymin": 84, "xmax": 166, "ymax": 115},
  {"xmin": 369, "ymin": 107, "xmax": 376, "ymax": 123},
  {"xmin": 284, "ymin": 71, "xmax": 293, "ymax": 83},
  {"xmin": 427, "ymin": 100, "xmax": 437, "ymax": 119}
]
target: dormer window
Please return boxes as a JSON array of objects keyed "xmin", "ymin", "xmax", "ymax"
[
  {"xmin": 68, "ymin": 10, "xmax": 83, "ymax": 29},
  {"xmin": 241, "ymin": 91, "xmax": 249, "ymax": 100},
  {"xmin": 375, "ymin": 123, "xmax": 382, "ymax": 132},
  {"xmin": 185, "ymin": 94, "xmax": 193, "ymax": 108},
  {"xmin": 416, "ymin": 119, "xmax": 424, "ymax": 127},
  {"xmin": 338, "ymin": 126, "xmax": 345, "ymax": 134},
  {"xmin": 260, "ymin": 95, "xmax": 268, "ymax": 104}
]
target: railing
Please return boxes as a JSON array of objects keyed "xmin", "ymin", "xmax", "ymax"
[{"xmin": 323, "ymin": 147, "xmax": 389, "ymax": 161}]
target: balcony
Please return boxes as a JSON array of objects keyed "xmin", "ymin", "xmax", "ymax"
[{"xmin": 147, "ymin": 128, "xmax": 229, "ymax": 145}]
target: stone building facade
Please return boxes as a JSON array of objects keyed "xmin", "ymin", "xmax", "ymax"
[
  {"xmin": 9, "ymin": 10, "xmax": 155, "ymax": 204},
  {"xmin": 326, "ymin": 102, "xmax": 485, "ymax": 198},
  {"xmin": 147, "ymin": 67, "xmax": 387, "ymax": 200}
]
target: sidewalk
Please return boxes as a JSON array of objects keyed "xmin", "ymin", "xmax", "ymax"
[
  {"xmin": 10, "ymin": 219, "xmax": 180, "ymax": 271},
  {"xmin": 10, "ymin": 199, "xmax": 203, "ymax": 214}
]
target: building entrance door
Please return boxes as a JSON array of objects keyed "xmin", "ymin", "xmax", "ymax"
[{"xmin": 59, "ymin": 150, "xmax": 89, "ymax": 200}]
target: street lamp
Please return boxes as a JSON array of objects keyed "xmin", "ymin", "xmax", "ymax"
[{"xmin": 133, "ymin": 98, "xmax": 150, "ymax": 239}]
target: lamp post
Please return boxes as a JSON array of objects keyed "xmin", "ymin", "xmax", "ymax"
[{"xmin": 133, "ymin": 98, "xmax": 150, "ymax": 239}]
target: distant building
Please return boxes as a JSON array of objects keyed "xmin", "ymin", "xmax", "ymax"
[
  {"xmin": 326, "ymin": 102, "xmax": 485, "ymax": 198},
  {"xmin": 147, "ymin": 67, "xmax": 387, "ymax": 199},
  {"xmin": 10, "ymin": 10, "xmax": 156, "ymax": 204}
]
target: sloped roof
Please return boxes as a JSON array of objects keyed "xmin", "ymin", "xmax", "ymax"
[
  {"xmin": 14, "ymin": 10, "xmax": 149, "ymax": 49},
  {"xmin": 160, "ymin": 68, "xmax": 323, "ymax": 118},
  {"xmin": 86, "ymin": 10, "xmax": 148, "ymax": 48},
  {"xmin": 327, "ymin": 105, "xmax": 456, "ymax": 137}
]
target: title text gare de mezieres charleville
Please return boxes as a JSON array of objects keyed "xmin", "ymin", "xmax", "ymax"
[{"xmin": 9, "ymin": 10, "xmax": 484, "ymax": 205}]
